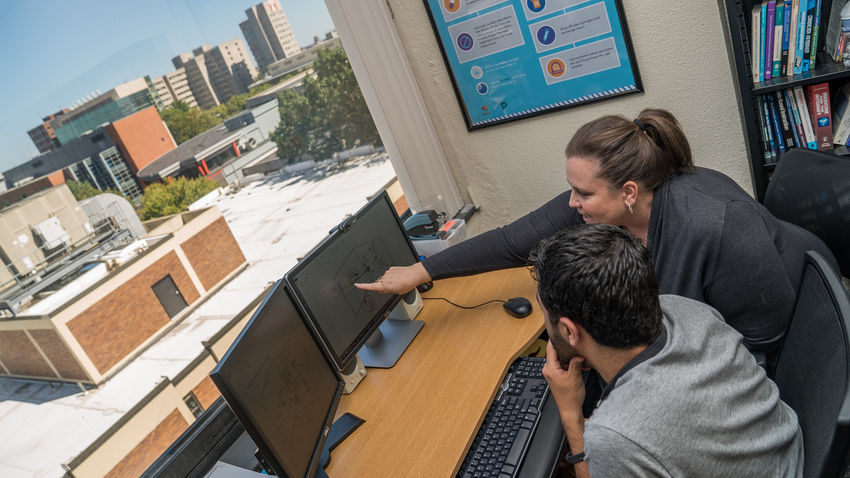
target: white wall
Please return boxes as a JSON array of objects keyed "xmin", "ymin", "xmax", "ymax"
[{"xmin": 387, "ymin": 0, "xmax": 749, "ymax": 231}]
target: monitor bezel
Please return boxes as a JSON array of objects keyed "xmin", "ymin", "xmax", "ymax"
[
  {"xmin": 210, "ymin": 280, "xmax": 344, "ymax": 478},
  {"xmin": 284, "ymin": 190, "xmax": 419, "ymax": 371}
]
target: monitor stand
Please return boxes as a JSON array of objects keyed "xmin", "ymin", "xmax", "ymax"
[
  {"xmin": 318, "ymin": 412, "xmax": 364, "ymax": 478},
  {"xmin": 357, "ymin": 319, "xmax": 425, "ymax": 368}
]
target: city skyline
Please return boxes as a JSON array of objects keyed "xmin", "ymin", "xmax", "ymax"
[{"xmin": 0, "ymin": 0, "xmax": 334, "ymax": 173}]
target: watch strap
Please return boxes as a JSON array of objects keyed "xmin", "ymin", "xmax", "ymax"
[{"xmin": 565, "ymin": 450, "xmax": 586, "ymax": 464}]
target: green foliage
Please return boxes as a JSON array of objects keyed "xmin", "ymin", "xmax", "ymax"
[
  {"xmin": 138, "ymin": 177, "xmax": 219, "ymax": 220},
  {"xmin": 160, "ymin": 101, "xmax": 222, "ymax": 145},
  {"xmin": 271, "ymin": 48, "xmax": 381, "ymax": 162},
  {"xmin": 66, "ymin": 180, "xmax": 125, "ymax": 201}
]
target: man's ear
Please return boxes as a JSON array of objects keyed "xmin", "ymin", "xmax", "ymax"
[{"xmin": 558, "ymin": 317, "xmax": 581, "ymax": 346}]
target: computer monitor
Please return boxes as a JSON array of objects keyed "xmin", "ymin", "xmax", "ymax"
[
  {"xmin": 285, "ymin": 190, "xmax": 422, "ymax": 370},
  {"xmin": 210, "ymin": 280, "xmax": 343, "ymax": 478}
]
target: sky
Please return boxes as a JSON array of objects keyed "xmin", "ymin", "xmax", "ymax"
[{"xmin": 0, "ymin": 0, "xmax": 335, "ymax": 173}]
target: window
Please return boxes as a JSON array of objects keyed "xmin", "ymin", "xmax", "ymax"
[{"xmin": 183, "ymin": 392, "xmax": 204, "ymax": 418}]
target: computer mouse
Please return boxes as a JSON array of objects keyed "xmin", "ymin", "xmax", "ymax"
[{"xmin": 503, "ymin": 297, "xmax": 532, "ymax": 318}]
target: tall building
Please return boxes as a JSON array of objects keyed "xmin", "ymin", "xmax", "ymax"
[
  {"xmin": 173, "ymin": 39, "xmax": 257, "ymax": 109},
  {"xmin": 240, "ymin": 0, "xmax": 301, "ymax": 74},
  {"xmin": 4, "ymin": 107, "xmax": 176, "ymax": 202},
  {"xmin": 51, "ymin": 77, "xmax": 158, "ymax": 145},
  {"xmin": 27, "ymin": 110, "xmax": 67, "ymax": 154},
  {"xmin": 150, "ymin": 68, "xmax": 199, "ymax": 110}
]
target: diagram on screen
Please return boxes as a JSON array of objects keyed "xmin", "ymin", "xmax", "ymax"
[
  {"xmin": 247, "ymin": 352, "xmax": 306, "ymax": 420},
  {"xmin": 333, "ymin": 239, "xmax": 392, "ymax": 316}
]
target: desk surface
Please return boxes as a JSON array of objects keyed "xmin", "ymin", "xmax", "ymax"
[{"xmin": 328, "ymin": 268, "xmax": 545, "ymax": 477}]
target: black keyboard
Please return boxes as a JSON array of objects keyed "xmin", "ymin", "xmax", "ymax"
[{"xmin": 458, "ymin": 356, "xmax": 549, "ymax": 478}]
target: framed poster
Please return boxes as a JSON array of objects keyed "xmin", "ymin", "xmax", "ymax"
[{"xmin": 424, "ymin": 0, "xmax": 643, "ymax": 130}]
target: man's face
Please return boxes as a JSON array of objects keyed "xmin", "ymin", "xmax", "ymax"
[{"xmin": 539, "ymin": 295, "xmax": 579, "ymax": 369}]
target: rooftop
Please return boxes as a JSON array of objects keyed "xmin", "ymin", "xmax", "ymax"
[{"xmin": 0, "ymin": 153, "xmax": 396, "ymax": 477}]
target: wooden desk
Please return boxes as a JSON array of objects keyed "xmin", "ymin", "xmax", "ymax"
[{"xmin": 328, "ymin": 268, "xmax": 545, "ymax": 477}]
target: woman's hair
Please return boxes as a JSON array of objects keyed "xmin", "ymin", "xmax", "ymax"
[{"xmin": 565, "ymin": 108, "xmax": 695, "ymax": 191}]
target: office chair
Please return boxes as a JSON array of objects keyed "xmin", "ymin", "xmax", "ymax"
[
  {"xmin": 774, "ymin": 251, "xmax": 850, "ymax": 478},
  {"xmin": 763, "ymin": 148, "xmax": 850, "ymax": 278}
]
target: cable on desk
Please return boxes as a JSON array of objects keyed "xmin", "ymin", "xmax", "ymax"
[{"xmin": 422, "ymin": 297, "xmax": 505, "ymax": 309}]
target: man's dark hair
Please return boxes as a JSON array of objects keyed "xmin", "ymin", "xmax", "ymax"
[{"xmin": 529, "ymin": 224, "xmax": 662, "ymax": 348}]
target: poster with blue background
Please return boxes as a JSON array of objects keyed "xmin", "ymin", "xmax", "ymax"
[{"xmin": 424, "ymin": 0, "xmax": 642, "ymax": 129}]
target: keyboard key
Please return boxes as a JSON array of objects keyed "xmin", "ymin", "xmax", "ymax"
[{"xmin": 504, "ymin": 428, "xmax": 530, "ymax": 466}]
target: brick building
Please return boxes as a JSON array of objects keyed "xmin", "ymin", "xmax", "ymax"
[{"xmin": 0, "ymin": 205, "xmax": 246, "ymax": 384}]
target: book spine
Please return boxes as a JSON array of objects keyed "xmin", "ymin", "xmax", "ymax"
[
  {"xmin": 767, "ymin": 94, "xmax": 787, "ymax": 152},
  {"xmin": 753, "ymin": 6, "xmax": 763, "ymax": 82},
  {"xmin": 781, "ymin": 0, "xmax": 792, "ymax": 74},
  {"xmin": 774, "ymin": 2, "xmax": 785, "ymax": 77},
  {"xmin": 786, "ymin": 88, "xmax": 807, "ymax": 147},
  {"xmin": 809, "ymin": 0, "xmax": 822, "ymax": 68},
  {"xmin": 806, "ymin": 83, "xmax": 834, "ymax": 149},
  {"xmin": 802, "ymin": 0, "xmax": 816, "ymax": 71},
  {"xmin": 793, "ymin": 85, "xmax": 818, "ymax": 149},
  {"xmin": 788, "ymin": 0, "xmax": 799, "ymax": 76},
  {"xmin": 756, "ymin": 96, "xmax": 774, "ymax": 162},
  {"xmin": 833, "ymin": 84, "xmax": 850, "ymax": 145},
  {"xmin": 795, "ymin": 0, "xmax": 808, "ymax": 73},
  {"xmin": 763, "ymin": 1, "xmax": 770, "ymax": 81},
  {"xmin": 775, "ymin": 90, "xmax": 796, "ymax": 148},
  {"xmin": 761, "ymin": 95, "xmax": 779, "ymax": 160},
  {"xmin": 766, "ymin": 1, "xmax": 777, "ymax": 79},
  {"xmin": 782, "ymin": 89, "xmax": 803, "ymax": 147},
  {"xmin": 825, "ymin": 0, "xmax": 846, "ymax": 61}
]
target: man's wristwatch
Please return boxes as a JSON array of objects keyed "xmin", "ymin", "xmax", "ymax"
[{"xmin": 565, "ymin": 451, "xmax": 586, "ymax": 464}]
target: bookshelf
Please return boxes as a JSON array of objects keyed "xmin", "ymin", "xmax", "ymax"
[{"xmin": 723, "ymin": 0, "xmax": 850, "ymax": 200}]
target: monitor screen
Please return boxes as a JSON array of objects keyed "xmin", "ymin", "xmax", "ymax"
[
  {"xmin": 210, "ymin": 280, "xmax": 343, "ymax": 478},
  {"xmin": 285, "ymin": 191, "xmax": 418, "ymax": 370}
]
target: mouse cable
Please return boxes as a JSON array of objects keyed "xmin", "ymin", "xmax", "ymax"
[{"xmin": 422, "ymin": 297, "xmax": 505, "ymax": 309}]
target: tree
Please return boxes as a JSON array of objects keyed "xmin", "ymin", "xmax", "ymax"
[
  {"xmin": 160, "ymin": 101, "xmax": 222, "ymax": 145},
  {"xmin": 270, "ymin": 48, "xmax": 381, "ymax": 162},
  {"xmin": 66, "ymin": 180, "xmax": 125, "ymax": 201},
  {"xmin": 138, "ymin": 177, "xmax": 219, "ymax": 220}
]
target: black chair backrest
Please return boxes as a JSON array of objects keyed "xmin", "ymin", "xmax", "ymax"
[
  {"xmin": 774, "ymin": 251, "xmax": 850, "ymax": 478},
  {"xmin": 763, "ymin": 149, "xmax": 850, "ymax": 277}
]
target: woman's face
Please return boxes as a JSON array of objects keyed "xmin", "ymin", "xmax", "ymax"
[{"xmin": 565, "ymin": 156, "xmax": 626, "ymax": 225}]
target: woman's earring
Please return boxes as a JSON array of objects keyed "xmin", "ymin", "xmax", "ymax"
[{"xmin": 627, "ymin": 203, "xmax": 634, "ymax": 214}]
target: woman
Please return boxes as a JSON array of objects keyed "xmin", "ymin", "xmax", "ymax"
[{"xmin": 357, "ymin": 109, "xmax": 836, "ymax": 358}]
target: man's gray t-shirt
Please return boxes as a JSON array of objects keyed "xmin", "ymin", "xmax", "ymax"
[{"xmin": 584, "ymin": 295, "xmax": 803, "ymax": 477}]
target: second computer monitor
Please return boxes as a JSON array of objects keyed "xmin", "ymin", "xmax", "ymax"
[
  {"xmin": 285, "ymin": 191, "xmax": 419, "ymax": 370},
  {"xmin": 210, "ymin": 280, "xmax": 343, "ymax": 478}
]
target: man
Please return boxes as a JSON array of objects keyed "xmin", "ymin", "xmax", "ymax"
[{"xmin": 529, "ymin": 224, "xmax": 803, "ymax": 477}]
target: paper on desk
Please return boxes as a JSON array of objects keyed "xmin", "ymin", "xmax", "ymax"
[{"xmin": 204, "ymin": 461, "xmax": 266, "ymax": 478}]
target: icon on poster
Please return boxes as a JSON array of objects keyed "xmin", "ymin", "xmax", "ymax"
[
  {"xmin": 536, "ymin": 26, "xmax": 555, "ymax": 45},
  {"xmin": 444, "ymin": 0, "xmax": 461, "ymax": 13},
  {"xmin": 527, "ymin": 0, "xmax": 545, "ymax": 12},
  {"xmin": 457, "ymin": 33, "xmax": 474, "ymax": 51},
  {"xmin": 547, "ymin": 59, "xmax": 565, "ymax": 77},
  {"xmin": 481, "ymin": 105, "xmax": 490, "ymax": 115},
  {"xmin": 500, "ymin": 102, "xmax": 508, "ymax": 110},
  {"xmin": 470, "ymin": 66, "xmax": 483, "ymax": 79},
  {"xmin": 476, "ymin": 82, "xmax": 489, "ymax": 95}
]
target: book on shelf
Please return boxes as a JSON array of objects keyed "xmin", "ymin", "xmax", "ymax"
[
  {"xmin": 759, "ymin": 96, "xmax": 779, "ymax": 162},
  {"xmin": 825, "ymin": 0, "xmax": 847, "ymax": 62},
  {"xmin": 832, "ymin": 83, "xmax": 850, "ymax": 145},
  {"xmin": 794, "ymin": 0, "xmax": 808, "ymax": 73},
  {"xmin": 781, "ymin": 89, "xmax": 803, "ymax": 146},
  {"xmin": 766, "ymin": 1, "xmax": 777, "ymax": 80},
  {"xmin": 753, "ymin": 5, "xmax": 763, "ymax": 81},
  {"xmin": 802, "ymin": 0, "xmax": 816, "ymax": 71},
  {"xmin": 781, "ymin": 0, "xmax": 792, "ymax": 75},
  {"xmin": 805, "ymin": 82, "xmax": 834, "ymax": 150},
  {"xmin": 809, "ymin": 0, "xmax": 823, "ymax": 68},
  {"xmin": 774, "ymin": 1, "xmax": 785, "ymax": 77},
  {"xmin": 787, "ymin": 0, "xmax": 800, "ymax": 76},
  {"xmin": 782, "ymin": 88, "xmax": 808, "ymax": 144},
  {"xmin": 774, "ymin": 90, "xmax": 797, "ymax": 149},
  {"xmin": 792, "ymin": 86, "xmax": 819, "ymax": 148},
  {"xmin": 767, "ymin": 94, "xmax": 788, "ymax": 152}
]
